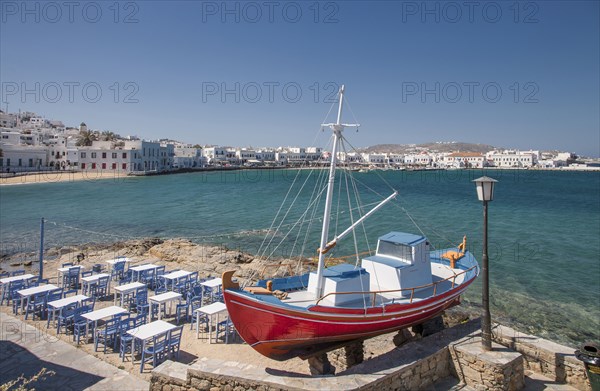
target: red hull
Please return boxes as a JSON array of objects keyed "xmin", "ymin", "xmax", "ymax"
[{"xmin": 223, "ymin": 280, "xmax": 474, "ymax": 361}]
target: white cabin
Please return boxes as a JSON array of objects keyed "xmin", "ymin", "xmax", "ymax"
[{"xmin": 361, "ymin": 232, "xmax": 432, "ymax": 297}]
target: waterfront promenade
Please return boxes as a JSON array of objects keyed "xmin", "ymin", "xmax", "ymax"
[{"xmin": 0, "ymin": 311, "xmax": 149, "ymax": 390}]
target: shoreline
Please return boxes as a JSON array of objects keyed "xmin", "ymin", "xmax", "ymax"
[
  {"xmin": 0, "ymin": 237, "xmax": 588, "ymax": 350},
  {"xmin": 0, "ymin": 165, "xmax": 598, "ymax": 186}
]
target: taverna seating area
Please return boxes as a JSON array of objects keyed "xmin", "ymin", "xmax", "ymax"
[{"xmin": 0, "ymin": 258, "xmax": 236, "ymax": 374}]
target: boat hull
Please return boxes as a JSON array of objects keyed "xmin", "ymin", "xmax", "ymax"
[{"xmin": 223, "ymin": 279, "xmax": 473, "ymax": 361}]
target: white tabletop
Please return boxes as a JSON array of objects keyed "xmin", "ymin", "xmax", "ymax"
[
  {"xmin": 0, "ymin": 274, "xmax": 35, "ymax": 284},
  {"xmin": 195, "ymin": 301, "xmax": 227, "ymax": 316},
  {"xmin": 48, "ymin": 294, "xmax": 89, "ymax": 309},
  {"xmin": 17, "ymin": 284, "xmax": 59, "ymax": 297},
  {"xmin": 105, "ymin": 257, "xmax": 132, "ymax": 265},
  {"xmin": 126, "ymin": 320, "xmax": 177, "ymax": 340},
  {"xmin": 57, "ymin": 265, "xmax": 84, "ymax": 273},
  {"xmin": 130, "ymin": 264, "xmax": 160, "ymax": 272},
  {"xmin": 201, "ymin": 278, "xmax": 222, "ymax": 289},
  {"xmin": 163, "ymin": 270, "xmax": 191, "ymax": 280},
  {"xmin": 81, "ymin": 273, "xmax": 110, "ymax": 283},
  {"xmin": 82, "ymin": 306, "xmax": 127, "ymax": 322},
  {"xmin": 149, "ymin": 291, "xmax": 182, "ymax": 304},
  {"xmin": 114, "ymin": 282, "xmax": 145, "ymax": 293}
]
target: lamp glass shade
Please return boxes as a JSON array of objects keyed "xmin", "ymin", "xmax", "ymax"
[{"xmin": 473, "ymin": 176, "xmax": 498, "ymax": 202}]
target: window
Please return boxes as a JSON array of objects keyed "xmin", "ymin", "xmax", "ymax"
[
  {"xmin": 112, "ymin": 153, "xmax": 117, "ymax": 159},
  {"xmin": 122, "ymin": 163, "xmax": 127, "ymax": 170},
  {"xmin": 122, "ymin": 152, "xmax": 127, "ymax": 158},
  {"xmin": 0, "ymin": 159, "xmax": 3, "ymax": 167},
  {"xmin": 112, "ymin": 163, "xmax": 117, "ymax": 169},
  {"xmin": 91, "ymin": 152, "xmax": 97, "ymax": 158},
  {"xmin": 18, "ymin": 159, "xmax": 22, "ymax": 167},
  {"xmin": 81, "ymin": 163, "xmax": 86, "ymax": 169},
  {"xmin": 81, "ymin": 152, "xmax": 86, "ymax": 158},
  {"xmin": 102, "ymin": 163, "xmax": 106, "ymax": 169},
  {"xmin": 92, "ymin": 163, "xmax": 96, "ymax": 169},
  {"xmin": 28, "ymin": 159, "xmax": 33, "ymax": 167},
  {"xmin": 102, "ymin": 152, "xmax": 107, "ymax": 159}
]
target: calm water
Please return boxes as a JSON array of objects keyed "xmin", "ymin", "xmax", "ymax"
[{"xmin": 1, "ymin": 168, "xmax": 599, "ymax": 347}]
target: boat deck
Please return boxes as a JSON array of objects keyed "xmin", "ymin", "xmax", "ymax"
[{"xmin": 282, "ymin": 263, "xmax": 466, "ymax": 309}]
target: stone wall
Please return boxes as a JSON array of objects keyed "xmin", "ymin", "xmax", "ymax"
[
  {"xmin": 450, "ymin": 340, "xmax": 524, "ymax": 391},
  {"xmin": 492, "ymin": 324, "xmax": 591, "ymax": 391},
  {"xmin": 150, "ymin": 320, "xmax": 591, "ymax": 391}
]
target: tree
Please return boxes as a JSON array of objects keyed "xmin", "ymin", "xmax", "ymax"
[
  {"xmin": 76, "ymin": 130, "xmax": 97, "ymax": 146},
  {"xmin": 100, "ymin": 131, "xmax": 116, "ymax": 141}
]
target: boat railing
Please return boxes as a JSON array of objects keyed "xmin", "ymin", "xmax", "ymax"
[{"xmin": 314, "ymin": 264, "xmax": 479, "ymax": 307}]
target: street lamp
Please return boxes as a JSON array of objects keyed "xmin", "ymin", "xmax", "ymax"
[{"xmin": 473, "ymin": 176, "xmax": 498, "ymax": 351}]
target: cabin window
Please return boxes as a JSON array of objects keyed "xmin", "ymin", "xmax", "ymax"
[{"xmin": 377, "ymin": 240, "xmax": 413, "ymax": 262}]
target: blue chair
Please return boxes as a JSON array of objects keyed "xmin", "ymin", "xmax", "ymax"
[
  {"xmin": 73, "ymin": 309, "xmax": 92, "ymax": 344},
  {"xmin": 186, "ymin": 272, "xmax": 199, "ymax": 291},
  {"xmin": 140, "ymin": 333, "xmax": 168, "ymax": 373},
  {"xmin": 64, "ymin": 267, "xmax": 80, "ymax": 290},
  {"xmin": 8, "ymin": 281, "xmax": 25, "ymax": 314},
  {"xmin": 25, "ymin": 292, "xmax": 47, "ymax": 320},
  {"xmin": 24, "ymin": 276, "xmax": 38, "ymax": 288},
  {"xmin": 94, "ymin": 276, "xmax": 110, "ymax": 299},
  {"xmin": 167, "ymin": 326, "xmax": 184, "ymax": 359},
  {"xmin": 130, "ymin": 288, "xmax": 148, "ymax": 311},
  {"xmin": 175, "ymin": 295, "xmax": 192, "ymax": 325},
  {"xmin": 119, "ymin": 314, "xmax": 146, "ymax": 361},
  {"xmin": 46, "ymin": 288, "xmax": 64, "ymax": 327},
  {"xmin": 173, "ymin": 276, "xmax": 189, "ymax": 294},
  {"xmin": 95, "ymin": 318, "xmax": 120, "ymax": 353},
  {"xmin": 81, "ymin": 297, "xmax": 96, "ymax": 312},
  {"xmin": 11, "ymin": 270, "xmax": 25, "ymax": 276},
  {"xmin": 111, "ymin": 261, "xmax": 126, "ymax": 281},
  {"xmin": 154, "ymin": 276, "xmax": 167, "ymax": 295},
  {"xmin": 119, "ymin": 269, "xmax": 133, "ymax": 285},
  {"xmin": 63, "ymin": 288, "xmax": 78, "ymax": 297},
  {"xmin": 57, "ymin": 303, "xmax": 78, "ymax": 334},
  {"xmin": 62, "ymin": 262, "xmax": 74, "ymax": 267},
  {"xmin": 217, "ymin": 317, "xmax": 237, "ymax": 344},
  {"xmin": 189, "ymin": 296, "xmax": 207, "ymax": 331},
  {"xmin": 81, "ymin": 271, "xmax": 93, "ymax": 278},
  {"xmin": 0, "ymin": 272, "xmax": 10, "ymax": 303}
]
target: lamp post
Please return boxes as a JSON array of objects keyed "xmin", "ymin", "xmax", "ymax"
[{"xmin": 473, "ymin": 176, "xmax": 498, "ymax": 351}]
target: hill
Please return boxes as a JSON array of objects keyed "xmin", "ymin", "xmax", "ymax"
[{"xmin": 359, "ymin": 142, "xmax": 498, "ymax": 154}]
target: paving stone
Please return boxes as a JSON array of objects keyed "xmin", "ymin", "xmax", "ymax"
[{"xmin": 0, "ymin": 312, "xmax": 149, "ymax": 391}]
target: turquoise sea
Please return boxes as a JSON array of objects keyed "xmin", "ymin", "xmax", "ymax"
[{"xmin": 1, "ymin": 168, "xmax": 599, "ymax": 347}]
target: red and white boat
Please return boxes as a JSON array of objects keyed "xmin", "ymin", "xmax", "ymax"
[{"xmin": 222, "ymin": 86, "xmax": 479, "ymax": 361}]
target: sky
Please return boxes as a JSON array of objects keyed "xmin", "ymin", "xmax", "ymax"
[{"xmin": 1, "ymin": 1, "xmax": 599, "ymax": 157}]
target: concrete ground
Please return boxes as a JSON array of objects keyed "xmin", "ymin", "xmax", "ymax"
[{"xmin": 0, "ymin": 312, "xmax": 148, "ymax": 390}]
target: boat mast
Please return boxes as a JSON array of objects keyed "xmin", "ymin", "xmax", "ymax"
[{"xmin": 313, "ymin": 85, "xmax": 358, "ymax": 297}]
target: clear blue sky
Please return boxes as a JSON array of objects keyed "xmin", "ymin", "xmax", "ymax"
[{"xmin": 1, "ymin": 1, "xmax": 599, "ymax": 156}]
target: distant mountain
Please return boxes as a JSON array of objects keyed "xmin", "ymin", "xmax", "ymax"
[{"xmin": 359, "ymin": 142, "xmax": 498, "ymax": 154}]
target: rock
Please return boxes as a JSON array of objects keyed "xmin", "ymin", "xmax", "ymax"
[
  {"xmin": 393, "ymin": 328, "xmax": 413, "ymax": 347},
  {"xmin": 413, "ymin": 315, "xmax": 445, "ymax": 338},
  {"xmin": 308, "ymin": 353, "xmax": 336, "ymax": 375}
]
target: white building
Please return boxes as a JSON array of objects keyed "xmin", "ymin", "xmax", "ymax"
[
  {"xmin": 487, "ymin": 150, "xmax": 537, "ymax": 168},
  {"xmin": 0, "ymin": 112, "xmax": 17, "ymax": 128},
  {"xmin": 78, "ymin": 140, "xmax": 174, "ymax": 173},
  {"xmin": 0, "ymin": 144, "xmax": 48, "ymax": 171},
  {"xmin": 173, "ymin": 145, "xmax": 204, "ymax": 168},
  {"xmin": 443, "ymin": 152, "xmax": 485, "ymax": 168}
]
